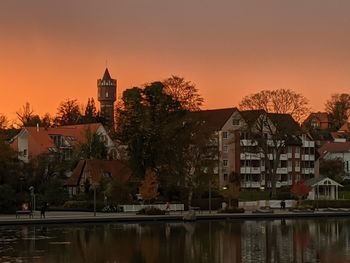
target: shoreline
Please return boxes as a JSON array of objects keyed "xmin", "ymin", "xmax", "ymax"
[{"xmin": 1, "ymin": 210, "xmax": 350, "ymax": 226}]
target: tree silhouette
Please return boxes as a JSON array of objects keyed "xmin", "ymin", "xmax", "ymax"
[
  {"xmin": 54, "ymin": 99, "xmax": 82, "ymax": 125},
  {"xmin": 239, "ymin": 89, "xmax": 310, "ymax": 123},
  {"xmin": 163, "ymin": 75, "xmax": 203, "ymax": 111}
]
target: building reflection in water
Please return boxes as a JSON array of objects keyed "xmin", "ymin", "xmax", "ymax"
[{"xmin": 1, "ymin": 218, "xmax": 350, "ymax": 262}]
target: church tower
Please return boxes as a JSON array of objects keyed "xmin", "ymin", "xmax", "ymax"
[{"xmin": 97, "ymin": 68, "xmax": 116, "ymax": 129}]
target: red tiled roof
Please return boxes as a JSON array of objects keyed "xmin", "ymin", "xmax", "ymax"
[
  {"xmin": 11, "ymin": 123, "xmax": 103, "ymax": 158},
  {"xmin": 65, "ymin": 159, "xmax": 131, "ymax": 186},
  {"xmin": 318, "ymin": 141, "xmax": 350, "ymax": 158}
]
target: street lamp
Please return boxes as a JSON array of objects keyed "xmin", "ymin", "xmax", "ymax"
[
  {"xmin": 209, "ymin": 178, "xmax": 212, "ymax": 214},
  {"xmin": 93, "ymin": 184, "xmax": 97, "ymax": 217}
]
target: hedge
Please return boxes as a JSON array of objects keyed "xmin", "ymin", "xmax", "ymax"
[{"xmin": 303, "ymin": 200, "xmax": 350, "ymax": 208}]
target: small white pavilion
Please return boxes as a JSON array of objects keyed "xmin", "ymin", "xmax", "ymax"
[{"xmin": 307, "ymin": 176, "xmax": 343, "ymax": 200}]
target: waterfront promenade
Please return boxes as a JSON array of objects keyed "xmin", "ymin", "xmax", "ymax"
[{"xmin": 1, "ymin": 209, "xmax": 350, "ymax": 226}]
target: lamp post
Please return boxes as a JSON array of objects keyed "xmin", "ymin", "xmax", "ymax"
[
  {"xmin": 93, "ymin": 185, "xmax": 97, "ymax": 217},
  {"xmin": 209, "ymin": 178, "xmax": 212, "ymax": 214}
]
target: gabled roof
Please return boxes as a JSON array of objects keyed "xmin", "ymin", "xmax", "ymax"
[
  {"xmin": 307, "ymin": 176, "xmax": 343, "ymax": 187},
  {"xmin": 11, "ymin": 123, "xmax": 105, "ymax": 158},
  {"xmin": 318, "ymin": 141, "xmax": 350, "ymax": 158},
  {"xmin": 240, "ymin": 110, "xmax": 266, "ymax": 127},
  {"xmin": 102, "ymin": 68, "xmax": 112, "ymax": 80},
  {"xmin": 303, "ymin": 112, "xmax": 331, "ymax": 124},
  {"xmin": 65, "ymin": 159, "xmax": 131, "ymax": 186},
  {"xmin": 189, "ymin": 107, "xmax": 237, "ymax": 132},
  {"xmin": 268, "ymin": 113, "xmax": 301, "ymax": 135}
]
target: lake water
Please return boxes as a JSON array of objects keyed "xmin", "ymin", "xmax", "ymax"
[{"xmin": 0, "ymin": 218, "xmax": 350, "ymax": 263}]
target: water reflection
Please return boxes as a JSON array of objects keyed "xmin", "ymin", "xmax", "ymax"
[{"xmin": 1, "ymin": 218, "xmax": 350, "ymax": 262}]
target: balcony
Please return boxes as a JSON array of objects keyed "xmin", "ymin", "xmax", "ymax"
[
  {"xmin": 240, "ymin": 139, "xmax": 257, "ymax": 146},
  {"xmin": 240, "ymin": 167, "xmax": 261, "ymax": 174},
  {"xmin": 280, "ymin": 154, "xmax": 288, "ymax": 160},
  {"xmin": 241, "ymin": 182, "xmax": 262, "ymax": 188},
  {"xmin": 302, "ymin": 168, "xmax": 315, "ymax": 174},
  {"xmin": 276, "ymin": 167, "xmax": 288, "ymax": 174},
  {"xmin": 240, "ymin": 153, "xmax": 261, "ymax": 160}
]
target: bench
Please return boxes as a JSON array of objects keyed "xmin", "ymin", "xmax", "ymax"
[{"xmin": 16, "ymin": 210, "xmax": 33, "ymax": 218}]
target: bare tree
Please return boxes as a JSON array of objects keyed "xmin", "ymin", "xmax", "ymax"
[
  {"xmin": 239, "ymin": 89, "xmax": 310, "ymax": 123},
  {"xmin": 163, "ymin": 75, "xmax": 203, "ymax": 111},
  {"xmin": 0, "ymin": 114, "xmax": 8, "ymax": 130},
  {"xmin": 325, "ymin": 93, "xmax": 350, "ymax": 130},
  {"xmin": 241, "ymin": 111, "xmax": 301, "ymax": 197},
  {"xmin": 16, "ymin": 102, "xmax": 41, "ymax": 127}
]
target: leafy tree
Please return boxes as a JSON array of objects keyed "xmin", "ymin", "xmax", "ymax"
[
  {"xmin": 325, "ymin": 93, "xmax": 350, "ymax": 130},
  {"xmin": 117, "ymin": 82, "xmax": 184, "ymax": 180},
  {"xmin": 221, "ymin": 172, "xmax": 240, "ymax": 208},
  {"xmin": 54, "ymin": 99, "xmax": 82, "ymax": 125},
  {"xmin": 163, "ymin": 75, "xmax": 203, "ymax": 111},
  {"xmin": 82, "ymin": 97, "xmax": 98, "ymax": 124},
  {"xmin": 291, "ymin": 181, "xmax": 311, "ymax": 205},
  {"xmin": 41, "ymin": 113, "xmax": 52, "ymax": 128},
  {"xmin": 106, "ymin": 178, "xmax": 131, "ymax": 205},
  {"xmin": 139, "ymin": 169, "xmax": 159, "ymax": 203},
  {"xmin": 239, "ymin": 89, "xmax": 310, "ymax": 123},
  {"xmin": 75, "ymin": 129, "xmax": 108, "ymax": 160},
  {"xmin": 319, "ymin": 158, "xmax": 345, "ymax": 183}
]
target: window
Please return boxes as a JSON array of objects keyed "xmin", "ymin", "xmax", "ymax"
[
  {"xmin": 223, "ymin": 173, "xmax": 228, "ymax": 181},
  {"xmin": 295, "ymin": 147, "xmax": 300, "ymax": 154},
  {"xmin": 223, "ymin": 145, "xmax": 228, "ymax": 153},
  {"xmin": 223, "ymin": 160, "xmax": 228, "ymax": 167},
  {"xmin": 232, "ymin": 119, "xmax": 240, "ymax": 126},
  {"xmin": 23, "ymin": 149, "xmax": 27, "ymax": 156},
  {"xmin": 222, "ymin": 132, "xmax": 228, "ymax": 139},
  {"xmin": 296, "ymin": 160, "xmax": 300, "ymax": 167},
  {"xmin": 106, "ymin": 91, "xmax": 109, "ymax": 98},
  {"xmin": 288, "ymin": 146, "xmax": 292, "ymax": 153},
  {"xmin": 288, "ymin": 160, "xmax": 292, "ymax": 167}
]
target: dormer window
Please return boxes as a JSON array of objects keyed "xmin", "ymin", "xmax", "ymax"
[{"xmin": 232, "ymin": 119, "xmax": 240, "ymax": 126}]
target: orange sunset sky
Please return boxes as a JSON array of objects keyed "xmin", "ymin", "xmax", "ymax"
[{"xmin": 1, "ymin": 0, "xmax": 350, "ymax": 123}]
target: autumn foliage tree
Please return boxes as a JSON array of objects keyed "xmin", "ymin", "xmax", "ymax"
[
  {"xmin": 291, "ymin": 181, "xmax": 311, "ymax": 205},
  {"xmin": 139, "ymin": 169, "xmax": 159, "ymax": 204}
]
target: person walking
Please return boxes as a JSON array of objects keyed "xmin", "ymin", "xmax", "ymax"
[{"xmin": 40, "ymin": 202, "xmax": 48, "ymax": 218}]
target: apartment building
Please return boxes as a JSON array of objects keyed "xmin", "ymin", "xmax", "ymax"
[{"xmin": 192, "ymin": 108, "xmax": 316, "ymax": 189}]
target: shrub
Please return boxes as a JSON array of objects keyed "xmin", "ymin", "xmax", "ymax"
[
  {"xmin": 0, "ymin": 184, "xmax": 17, "ymax": 213},
  {"xmin": 303, "ymin": 200, "xmax": 350, "ymax": 208},
  {"xmin": 137, "ymin": 207, "xmax": 165, "ymax": 215},
  {"xmin": 218, "ymin": 207, "xmax": 245, "ymax": 213}
]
